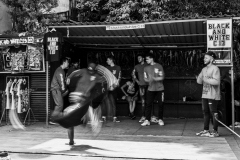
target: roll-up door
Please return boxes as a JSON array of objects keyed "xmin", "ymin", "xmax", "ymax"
[{"xmin": 30, "ymin": 69, "xmax": 50, "ymax": 122}]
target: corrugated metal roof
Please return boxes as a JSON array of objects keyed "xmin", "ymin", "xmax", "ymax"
[{"xmin": 48, "ymin": 15, "xmax": 240, "ymax": 49}]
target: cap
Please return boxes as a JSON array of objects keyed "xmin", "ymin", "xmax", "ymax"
[
  {"xmin": 88, "ymin": 63, "xmax": 96, "ymax": 71},
  {"xmin": 205, "ymin": 51, "xmax": 216, "ymax": 59}
]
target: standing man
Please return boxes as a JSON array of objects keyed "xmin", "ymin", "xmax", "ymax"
[
  {"xmin": 196, "ymin": 51, "xmax": 221, "ymax": 137},
  {"xmin": 132, "ymin": 54, "xmax": 148, "ymax": 122},
  {"xmin": 50, "ymin": 57, "xmax": 69, "ymax": 124},
  {"xmin": 141, "ymin": 53, "xmax": 165, "ymax": 126},
  {"xmin": 105, "ymin": 56, "xmax": 121, "ymax": 122}
]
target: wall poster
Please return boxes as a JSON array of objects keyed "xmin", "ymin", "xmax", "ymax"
[
  {"xmin": 207, "ymin": 19, "xmax": 232, "ymax": 65},
  {"xmin": 0, "ymin": 44, "xmax": 45, "ymax": 73}
]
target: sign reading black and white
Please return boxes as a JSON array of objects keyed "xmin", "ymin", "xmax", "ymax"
[
  {"xmin": 207, "ymin": 19, "xmax": 232, "ymax": 65},
  {"xmin": 207, "ymin": 19, "xmax": 232, "ymax": 48}
]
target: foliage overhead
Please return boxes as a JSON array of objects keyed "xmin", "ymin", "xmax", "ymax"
[
  {"xmin": 75, "ymin": 0, "xmax": 240, "ymax": 22},
  {"xmin": 1, "ymin": 0, "xmax": 62, "ymax": 36}
]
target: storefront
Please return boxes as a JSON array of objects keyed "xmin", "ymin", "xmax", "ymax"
[
  {"xmin": 0, "ymin": 35, "xmax": 47, "ymax": 125},
  {"xmin": 1, "ymin": 15, "xmax": 238, "ymax": 126},
  {"xmin": 46, "ymin": 15, "xmax": 239, "ymax": 126}
]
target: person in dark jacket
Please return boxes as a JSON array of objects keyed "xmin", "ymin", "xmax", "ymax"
[{"xmin": 50, "ymin": 57, "xmax": 69, "ymax": 124}]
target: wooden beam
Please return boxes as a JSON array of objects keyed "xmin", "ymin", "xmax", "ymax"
[
  {"xmin": 72, "ymin": 42, "xmax": 206, "ymax": 46},
  {"xmin": 64, "ymin": 34, "xmax": 206, "ymax": 38}
]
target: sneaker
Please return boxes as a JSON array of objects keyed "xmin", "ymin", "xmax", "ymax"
[
  {"xmin": 196, "ymin": 130, "xmax": 210, "ymax": 137},
  {"xmin": 235, "ymin": 122, "xmax": 240, "ymax": 125},
  {"xmin": 209, "ymin": 131, "xmax": 219, "ymax": 137},
  {"xmin": 141, "ymin": 120, "xmax": 150, "ymax": 126},
  {"xmin": 151, "ymin": 116, "xmax": 158, "ymax": 123},
  {"xmin": 49, "ymin": 121, "xmax": 57, "ymax": 125},
  {"xmin": 230, "ymin": 122, "xmax": 240, "ymax": 128},
  {"xmin": 158, "ymin": 119, "xmax": 164, "ymax": 126},
  {"xmin": 113, "ymin": 117, "xmax": 120, "ymax": 123},
  {"xmin": 139, "ymin": 116, "xmax": 146, "ymax": 123},
  {"xmin": 99, "ymin": 116, "xmax": 106, "ymax": 123}
]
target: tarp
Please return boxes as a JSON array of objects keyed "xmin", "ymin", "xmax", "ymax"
[
  {"xmin": 48, "ymin": 15, "xmax": 240, "ymax": 49},
  {"xmin": 48, "ymin": 18, "xmax": 209, "ymax": 49}
]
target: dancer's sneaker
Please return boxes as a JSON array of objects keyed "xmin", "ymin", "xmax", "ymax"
[
  {"xmin": 139, "ymin": 116, "xmax": 146, "ymax": 123},
  {"xmin": 196, "ymin": 130, "xmax": 210, "ymax": 137},
  {"xmin": 141, "ymin": 120, "xmax": 150, "ymax": 126},
  {"xmin": 158, "ymin": 119, "xmax": 164, "ymax": 126},
  {"xmin": 113, "ymin": 117, "xmax": 120, "ymax": 123},
  {"xmin": 66, "ymin": 141, "xmax": 75, "ymax": 146},
  {"xmin": 151, "ymin": 116, "xmax": 158, "ymax": 123},
  {"xmin": 209, "ymin": 131, "xmax": 219, "ymax": 137}
]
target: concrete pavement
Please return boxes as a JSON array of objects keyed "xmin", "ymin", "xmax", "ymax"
[{"xmin": 0, "ymin": 118, "xmax": 240, "ymax": 160}]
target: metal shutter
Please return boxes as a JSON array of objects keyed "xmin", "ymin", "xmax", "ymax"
[{"xmin": 30, "ymin": 67, "xmax": 50, "ymax": 122}]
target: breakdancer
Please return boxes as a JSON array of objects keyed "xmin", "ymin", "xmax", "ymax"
[{"xmin": 52, "ymin": 62, "xmax": 107, "ymax": 145}]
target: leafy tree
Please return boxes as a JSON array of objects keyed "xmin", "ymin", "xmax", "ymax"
[
  {"xmin": 74, "ymin": 0, "xmax": 240, "ymax": 22},
  {"xmin": 1, "ymin": 0, "xmax": 60, "ymax": 36}
]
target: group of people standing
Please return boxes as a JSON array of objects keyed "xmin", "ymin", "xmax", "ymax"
[
  {"xmin": 50, "ymin": 50, "xmax": 222, "ymax": 146},
  {"xmin": 121, "ymin": 52, "xmax": 165, "ymax": 126}
]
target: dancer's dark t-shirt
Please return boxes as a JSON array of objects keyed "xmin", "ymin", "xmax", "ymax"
[{"xmin": 68, "ymin": 69, "xmax": 105, "ymax": 95}]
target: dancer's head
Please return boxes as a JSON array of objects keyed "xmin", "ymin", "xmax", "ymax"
[
  {"xmin": 87, "ymin": 61, "xmax": 97, "ymax": 74},
  {"xmin": 204, "ymin": 51, "xmax": 216, "ymax": 65}
]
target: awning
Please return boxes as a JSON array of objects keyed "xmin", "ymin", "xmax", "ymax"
[{"xmin": 48, "ymin": 15, "xmax": 240, "ymax": 49}]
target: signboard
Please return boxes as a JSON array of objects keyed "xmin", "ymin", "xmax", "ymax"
[
  {"xmin": 207, "ymin": 19, "xmax": 232, "ymax": 65},
  {"xmin": 106, "ymin": 24, "xmax": 145, "ymax": 30},
  {"xmin": 0, "ymin": 37, "xmax": 34, "ymax": 46}
]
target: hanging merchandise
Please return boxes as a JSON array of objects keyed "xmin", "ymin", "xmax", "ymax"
[
  {"xmin": 5, "ymin": 76, "xmax": 29, "ymax": 113},
  {"xmin": 5, "ymin": 78, "xmax": 12, "ymax": 109},
  {"xmin": 43, "ymin": 29, "xmax": 63, "ymax": 62}
]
